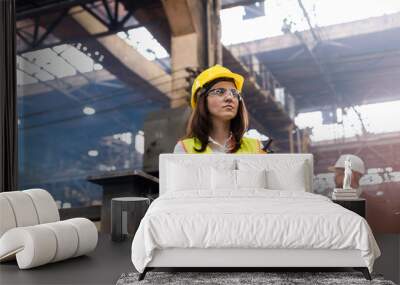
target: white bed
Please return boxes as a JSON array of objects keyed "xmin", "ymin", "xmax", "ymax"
[{"xmin": 131, "ymin": 154, "xmax": 380, "ymax": 280}]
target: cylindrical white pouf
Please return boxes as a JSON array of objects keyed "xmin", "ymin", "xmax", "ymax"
[
  {"xmin": 23, "ymin": 189, "xmax": 60, "ymax": 223},
  {"xmin": 42, "ymin": 221, "xmax": 79, "ymax": 262},
  {"xmin": 66, "ymin": 218, "xmax": 98, "ymax": 257}
]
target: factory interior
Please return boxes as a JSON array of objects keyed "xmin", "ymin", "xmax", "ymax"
[{"xmin": 1, "ymin": 0, "xmax": 400, "ymax": 284}]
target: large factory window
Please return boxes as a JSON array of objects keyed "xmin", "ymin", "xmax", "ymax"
[{"xmin": 16, "ymin": 3, "xmax": 169, "ymax": 207}]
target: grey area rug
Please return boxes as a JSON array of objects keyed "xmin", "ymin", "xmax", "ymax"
[{"xmin": 116, "ymin": 272, "xmax": 396, "ymax": 285}]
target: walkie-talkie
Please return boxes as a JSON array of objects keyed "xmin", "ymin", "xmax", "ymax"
[{"xmin": 262, "ymin": 138, "xmax": 274, "ymax": 153}]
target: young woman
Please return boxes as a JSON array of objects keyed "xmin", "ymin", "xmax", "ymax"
[{"xmin": 174, "ymin": 64, "xmax": 265, "ymax": 154}]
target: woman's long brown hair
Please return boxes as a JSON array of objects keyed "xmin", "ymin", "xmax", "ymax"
[{"xmin": 183, "ymin": 78, "xmax": 249, "ymax": 153}]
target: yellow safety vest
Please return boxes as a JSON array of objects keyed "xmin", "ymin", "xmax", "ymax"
[{"xmin": 180, "ymin": 137, "xmax": 265, "ymax": 154}]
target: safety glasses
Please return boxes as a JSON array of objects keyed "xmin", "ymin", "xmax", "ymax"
[{"xmin": 207, "ymin": 88, "xmax": 242, "ymax": 100}]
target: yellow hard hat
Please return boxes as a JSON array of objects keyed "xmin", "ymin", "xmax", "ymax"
[{"xmin": 190, "ymin": 64, "xmax": 244, "ymax": 109}]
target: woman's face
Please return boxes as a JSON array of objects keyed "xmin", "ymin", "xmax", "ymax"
[{"xmin": 206, "ymin": 81, "xmax": 240, "ymax": 122}]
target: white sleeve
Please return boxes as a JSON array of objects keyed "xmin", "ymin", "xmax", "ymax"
[
  {"xmin": 259, "ymin": 140, "xmax": 264, "ymax": 150},
  {"xmin": 173, "ymin": 142, "xmax": 186, "ymax": 153}
]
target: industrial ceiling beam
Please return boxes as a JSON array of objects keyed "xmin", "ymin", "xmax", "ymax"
[
  {"xmin": 17, "ymin": 0, "xmax": 172, "ymax": 56},
  {"xmin": 228, "ymin": 12, "xmax": 400, "ymax": 57},
  {"xmin": 16, "ymin": 0, "xmax": 96, "ymax": 20},
  {"xmin": 65, "ymin": 6, "xmax": 172, "ymax": 100},
  {"xmin": 17, "ymin": 3, "xmax": 173, "ymax": 104},
  {"xmin": 294, "ymin": 0, "xmax": 368, "ymax": 134}
]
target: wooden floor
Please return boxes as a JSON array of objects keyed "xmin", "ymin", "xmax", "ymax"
[{"xmin": 0, "ymin": 233, "xmax": 133, "ymax": 285}]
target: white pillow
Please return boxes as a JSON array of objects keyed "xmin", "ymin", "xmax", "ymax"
[
  {"xmin": 236, "ymin": 169, "xmax": 267, "ymax": 189},
  {"xmin": 166, "ymin": 158, "xmax": 237, "ymax": 193},
  {"xmin": 211, "ymin": 168, "xmax": 268, "ymax": 191},
  {"xmin": 211, "ymin": 168, "xmax": 236, "ymax": 190},
  {"xmin": 167, "ymin": 162, "xmax": 211, "ymax": 191},
  {"xmin": 267, "ymin": 162, "xmax": 306, "ymax": 191},
  {"xmin": 238, "ymin": 159, "xmax": 307, "ymax": 191}
]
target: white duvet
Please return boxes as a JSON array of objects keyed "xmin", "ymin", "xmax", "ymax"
[{"xmin": 131, "ymin": 190, "xmax": 380, "ymax": 273}]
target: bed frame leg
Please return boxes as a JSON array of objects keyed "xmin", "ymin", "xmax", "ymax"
[
  {"xmin": 138, "ymin": 268, "xmax": 148, "ymax": 281},
  {"xmin": 354, "ymin": 267, "xmax": 371, "ymax": 280}
]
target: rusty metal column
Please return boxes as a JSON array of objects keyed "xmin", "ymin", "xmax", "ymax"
[
  {"xmin": 162, "ymin": 0, "xmax": 209, "ymax": 108},
  {"xmin": 170, "ymin": 33, "xmax": 199, "ymax": 108},
  {"xmin": 207, "ymin": 0, "xmax": 222, "ymax": 65},
  {"xmin": 288, "ymin": 124, "xmax": 294, "ymax": 153},
  {"xmin": 296, "ymin": 127, "xmax": 302, "ymax": 153},
  {"xmin": 215, "ymin": 0, "xmax": 222, "ymax": 65}
]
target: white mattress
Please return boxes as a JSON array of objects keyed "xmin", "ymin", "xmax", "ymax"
[{"xmin": 131, "ymin": 190, "xmax": 380, "ymax": 273}]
